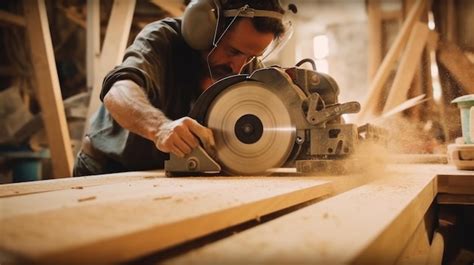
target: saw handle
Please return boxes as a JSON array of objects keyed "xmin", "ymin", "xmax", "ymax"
[{"xmin": 306, "ymin": 94, "xmax": 360, "ymax": 125}]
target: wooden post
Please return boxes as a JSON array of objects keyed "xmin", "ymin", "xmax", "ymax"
[
  {"xmin": 84, "ymin": 0, "xmax": 136, "ymax": 136},
  {"xmin": 367, "ymin": 0, "xmax": 383, "ymax": 81},
  {"xmin": 358, "ymin": 0, "xmax": 425, "ymax": 122},
  {"xmin": 445, "ymin": 0, "xmax": 456, "ymax": 42},
  {"xmin": 383, "ymin": 22, "xmax": 430, "ymax": 114},
  {"xmin": 23, "ymin": 0, "xmax": 74, "ymax": 178},
  {"xmin": 404, "ymin": 0, "xmax": 425, "ymax": 121},
  {"xmin": 86, "ymin": 0, "xmax": 100, "ymax": 92}
]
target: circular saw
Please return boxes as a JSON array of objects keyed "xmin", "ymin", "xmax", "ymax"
[{"xmin": 165, "ymin": 61, "xmax": 380, "ymax": 176}]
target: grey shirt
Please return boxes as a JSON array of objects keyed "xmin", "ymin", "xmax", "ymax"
[
  {"xmin": 85, "ymin": 18, "xmax": 262, "ymax": 173},
  {"xmin": 87, "ymin": 18, "xmax": 203, "ymax": 172}
]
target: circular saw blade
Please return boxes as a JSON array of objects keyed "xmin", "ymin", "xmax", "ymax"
[{"xmin": 205, "ymin": 81, "xmax": 296, "ymax": 175}]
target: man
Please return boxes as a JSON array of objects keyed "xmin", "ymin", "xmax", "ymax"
[{"xmin": 73, "ymin": 0, "xmax": 286, "ymax": 176}]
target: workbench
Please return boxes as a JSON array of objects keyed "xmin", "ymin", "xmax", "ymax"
[{"xmin": 0, "ymin": 163, "xmax": 473, "ymax": 264}]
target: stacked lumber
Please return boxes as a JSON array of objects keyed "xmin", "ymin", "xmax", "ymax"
[{"xmin": 0, "ymin": 164, "xmax": 473, "ymax": 264}]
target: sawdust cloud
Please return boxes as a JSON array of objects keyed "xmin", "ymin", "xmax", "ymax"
[{"xmin": 345, "ymin": 115, "xmax": 446, "ymax": 180}]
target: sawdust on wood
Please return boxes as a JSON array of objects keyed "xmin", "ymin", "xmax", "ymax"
[
  {"xmin": 77, "ymin": 196, "xmax": 96, "ymax": 202},
  {"xmin": 153, "ymin": 196, "xmax": 172, "ymax": 201}
]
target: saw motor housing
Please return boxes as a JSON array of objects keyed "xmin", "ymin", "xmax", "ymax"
[{"xmin": 165, "ymin": 63, "xmax": 370, "ymax": 175}]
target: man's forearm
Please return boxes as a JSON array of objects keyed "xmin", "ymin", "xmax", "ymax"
[{"xmin": 103, "ymin": 80, "xmax": 169, "ymax": 142}]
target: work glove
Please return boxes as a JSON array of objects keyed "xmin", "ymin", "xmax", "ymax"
[{"xmin": 154, "ymin": 117, "xmax": 215, "ymax": 158}]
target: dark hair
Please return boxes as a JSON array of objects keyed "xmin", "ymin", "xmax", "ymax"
[{"xmin": 222, "ymin": 0, "xmax": 286, "ymax": 38}]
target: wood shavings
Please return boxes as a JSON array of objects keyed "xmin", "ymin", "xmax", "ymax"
[{"xmin": 77, "ymin": 196, "xmax": 96, "ymax": 202}]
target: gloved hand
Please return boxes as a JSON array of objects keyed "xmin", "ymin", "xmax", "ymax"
[{"xmin": 154, "ymin": 117, "xmax": 215, "ymax": 158}]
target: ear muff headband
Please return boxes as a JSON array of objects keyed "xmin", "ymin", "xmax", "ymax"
[
  {"xmin": 223, "ymin": 8, "xmax": 283, "ymax": 20},
  {"xmin": 181, "ymin": 0, "xmax": 283, "ymax": 50}
]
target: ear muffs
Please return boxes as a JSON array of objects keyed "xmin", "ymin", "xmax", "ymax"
[
  {"xmin": 182, "ymin": 0, "xmax": 285, "ymax": 51},
  {"xmin": 181, "ymin": 0, "xmax": 221, "ymax": 51}
]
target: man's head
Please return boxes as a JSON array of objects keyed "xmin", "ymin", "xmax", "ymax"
[
  {"xmin": 206, "ymin": 0, "xmax": 286, "ymax": 80},
  {"xmin": 182, "ymin": 0, "xmax": 286, "ymax": 81}
]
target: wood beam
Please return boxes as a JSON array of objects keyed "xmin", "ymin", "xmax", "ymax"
[
  {"xmin": 23, "ymin": 0, "xmax": 74, "ymax": 178},
  {"xmin": 437, "ymin": 40, "xmax": 474, "ymax": 94},
  {"xmin": 0, "ymin": 10, "xmax": 26, "ymax": 27},
  {"xmin": 0, "ymin": 170, "xmax": 164, "ymax": 198},
  {"xmin": 403, "ymin": 0, "xmax": 424, "ymax": 121},
  {"xmin": 437, "ymin": 174, "xmax": 474, "ymax": 195},
  {"xmin": 0, "ymin": 164, "xmax": 470, "ymax": 263},
  {"xmin": 84, "ymin": 0, "xmax": 136, "ymax": 136},
  {"xmin": 437, "ymin": 194, "xmax": 474, "ymax": 205},
  {"xmin": 383, "ymin": 22, "xmax": 430, "ymax": 114},
  {"xmin": 0, "ymin": 176, "xmax": 352, "ymax": 263},
  {"xmin": 381, "ymin": 10, "xmax": 403, "ymax": 21},
  {"xmin": 395, "ymin": 219, "xmax": 431, "ymax": 265},
  {"xmin": 169, "ymin": 172, "xmax": 438, "ymax": 264},
  {"xmin": 86, "ymin": 0, "xmax": 100, "ymax": 91},
  {"xmin": 367, "ymin": 0, "xmax": 383, "ymax": 81},
  {"xmin": 358, "ymin": 0, "xmax": 425, "ymax": 122}
]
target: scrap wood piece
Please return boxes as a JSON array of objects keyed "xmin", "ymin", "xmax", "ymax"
[
  {"xmin": 382, "ymin": 22, "xmax": 430, "ymax": 114},
  {"xmin": 0, "ymin": 174, "xmax": 371, "ymax": 264},
  {"xmin": 437, "ymin": 40, "xmax": 474, "ymax": 94},
  {"xmin": 0, "ymin": 170, "xmax": 164, "ymax": 198},
  {"xmin": 367, "ymin": 0, "xmax": 383, "ymax": 80},
  {"xmin": 23, "ymin": 0, "xmax": 74, "ymax": 178},
  {"xmin": 167, "ymin": 171, "xmax": 437, "ymax": 265},
  {"xmin": 358, "ymin": 0, "xmax": 426, "ymax": 122}
]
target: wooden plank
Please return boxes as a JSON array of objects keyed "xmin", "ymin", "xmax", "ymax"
[
  {"xmin": 0, "ymin": 10, "xmax": 26, "ymax": 27},
  {"xmin": 367, "ymin": 0, "xmax": 383, "ymax": 81},
  {"xmin": 61, "ymin": 6, "xmax": 86, "ymax": 28},
  {"xmin": 357, "ymin": 0, "xmax": 425, "ymax": 122},
  {"xmin": 437, "ymin": 194, "xmax": 474, "ymax": 205},
  {"xmin": 437, "ymin": 174, "xmax": 474, "ymax": 195},
  {"xmin": 381, "ymin": 10, "xmax": 403, "ymax": 21},
  {"xmin": 84, "ymin": 0, "xmax": 136, "ymax": 135},
  {"xmin": 445, "ymin": 0, "xmax": 455, "ymax": 42},
  {"xmin": 383, "ymin": 22, "xmax": 430, "ymax": 114},
  {"xmin": 167, "ymin": 170, "xmax": 437, "ymax": 264},
  {"xmin": 23, "ymin": 0, "xmax": 74, "ymax": 178},
  {"xmin": 403, "ymin": 0, "xmax": 423, "ymax": 121},
  {"xmin": 0, "ymin": 174, "xmax": 369, "ymax": 264},
  {"xmin": 426, "ymin": 232, "xmax": 444, "ymax": 265},
  {"xmin": 0, "ymin": 170, "xmax": 164, "ymax": 198},
  {"xmin": 86, "ymin": 0, "xmax": 100, "ymax": 91},
  {"xmin": 437, "ymin": 40, "xmax": 474, "ymax": 94},
  {"xmin": 395, "ymin": 219, "xmax": 430, "ymax": 265}
]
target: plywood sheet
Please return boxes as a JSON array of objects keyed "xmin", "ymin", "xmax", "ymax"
[{"xmin": 0, "ymin": 170, "xmax": 164, "ymax": 198}]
